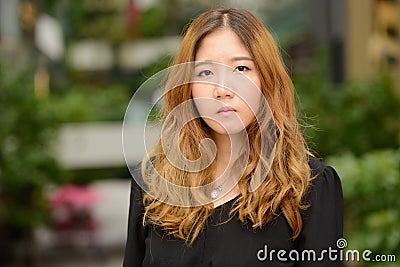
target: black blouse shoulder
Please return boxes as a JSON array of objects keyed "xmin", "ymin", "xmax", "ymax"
[
  {"xmin": 295, "ymin": 157, "xmax": 344, "ymax": 266},
  {"xmin": 123, "ymin": 158, "xmax": 343, "ymax": 267}
]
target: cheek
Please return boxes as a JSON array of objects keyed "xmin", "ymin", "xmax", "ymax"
[
  {"xmin": 249, "ymin": 74, "xmax": 262, "ymax": 95},
  {"xmin": 239, "ymin": 103, "xmax": 257, "ymax": 127},
  {"xmin": 239, "ymin": 86, "xmax": 262, "ymax": 117},
  {"xmin": 191, "ymin": 87, "xmax": 215, "ymax": 122},
  {"xmin": 191, "ymin": 85, "xmax": 198, "ymax": 98},
  {"xmin": 191, "ymin": 84, "xmax": 215, "ymax": 111},
  {"xmin": 191, "ymin": 84, "xmax": 211, "ymax": 99}
]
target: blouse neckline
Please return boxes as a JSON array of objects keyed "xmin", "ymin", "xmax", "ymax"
[{"xmin": 213, "ymin": 193, "xmax": 239, "ymax": 209}]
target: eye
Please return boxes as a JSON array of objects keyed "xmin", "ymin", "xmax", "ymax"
[
  {"xmin": 234, "ymin": 66, "xmax": 250, "ymax": 72},
  {"xmin": 197, "ymin": 69, "xmax": 214, "ymax": 77}
]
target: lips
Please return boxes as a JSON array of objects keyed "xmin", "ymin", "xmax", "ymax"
[{"xmin": 217, "ymin": 106, "xmax": 236, "ymax": 114}]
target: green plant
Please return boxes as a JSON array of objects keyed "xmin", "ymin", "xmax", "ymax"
[
  {"xmin": 295, "ymin": 68, "xmax": 400, "ymax": 157},
  {"xmin": 40, "ymin": 55, "xmax": 172, "ymax": 124},
  {"xmin": 42, "ymin": 84, "xmax": 130, "ymax": 123},
  {"xmin": 0, "ymin": 63, "xmax": 65, "ymax": 264},
  {"xmin": 327, "ymin": 149, "xmax": 400, "ymax": 267}
]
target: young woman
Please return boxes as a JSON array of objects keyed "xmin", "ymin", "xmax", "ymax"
[{"xmin": 124, "ymin": 8, "xmax": 343, "ymax": 267}]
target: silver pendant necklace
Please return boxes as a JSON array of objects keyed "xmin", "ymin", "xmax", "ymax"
[
  {"xmin": 210, "ymin": 184, "xmax": 223, "ymax": 200},
  {"xmin": 210, "ymin": 176, "xmax": 230, "ymax": 200}
]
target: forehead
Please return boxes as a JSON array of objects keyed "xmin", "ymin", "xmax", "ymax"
[{"xmin": 195, "ymin": 29, "xmax": 251, "ymax": 61}]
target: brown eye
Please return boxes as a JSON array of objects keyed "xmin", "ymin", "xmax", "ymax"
[{"xmin": 235, "ymin": 66, "xmax": 250, "ymax": 72}]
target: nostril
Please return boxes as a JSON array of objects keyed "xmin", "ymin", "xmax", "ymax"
[{"xmin": 214, "ymin": 86, "xmax": 234, "ymax": 98}]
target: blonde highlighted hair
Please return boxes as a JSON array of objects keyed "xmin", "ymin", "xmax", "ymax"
[{"xmin": 142, "ymin": 8, "xmax": 312, "ymax": 245}]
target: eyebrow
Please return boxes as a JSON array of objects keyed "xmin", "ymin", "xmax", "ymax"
[
  {"xmin": 231, "ymin": 56, "xmax": 254, "ymax": 62},
  {"xmin": 194, "ymin": 56, "xmax": 254, "ymax": 68}
]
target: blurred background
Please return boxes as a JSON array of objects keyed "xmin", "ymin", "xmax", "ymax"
[{"xmin": 0, "ymin": 0, "xmax": 399, "ymax": 266}]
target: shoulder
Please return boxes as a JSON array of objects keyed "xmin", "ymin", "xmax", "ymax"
[
  {"xmin": 307, "ymin": 156, "xmax": 342, "ymax": 192},
  {"xmin": 129, "ymin": 162, "xmax": 147, "ymax": 200},
  {"xmin": 303, "ymin": 156, "xmax": 343, "ymax": 210},
  {"xmin": 295, "ymin": 157, "xmax": 344, "ymax": 259}
]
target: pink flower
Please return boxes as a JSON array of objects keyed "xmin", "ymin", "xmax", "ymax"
[{"xmin": 49, "ymin": 184, "xmax": 100, "ymax": 210}]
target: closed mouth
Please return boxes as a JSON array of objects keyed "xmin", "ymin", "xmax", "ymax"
[{"xmin": 217, "ymin": 106, "xmax": 236, "ymax": 113}]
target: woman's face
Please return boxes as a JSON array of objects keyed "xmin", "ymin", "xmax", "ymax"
[{"xmin": 192, "ymin": 29, "xmax": 262, "ymax": 135}]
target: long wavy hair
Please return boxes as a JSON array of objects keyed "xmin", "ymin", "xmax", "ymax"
[{"xmin": 141, "ymin": 8, "xmax": 312, "ymax": 245}]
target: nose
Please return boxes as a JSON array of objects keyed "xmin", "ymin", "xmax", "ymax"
[
  {"xmin": 214, "ymin": 85, "xmax": 233, "ymax": 98},
  {"xmin": 213, "ymin": 72, "xmax": 233, "ymax": 98}
]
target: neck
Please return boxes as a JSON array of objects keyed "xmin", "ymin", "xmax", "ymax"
[{"xmin": 212, "ymin": 131, "xmax": 244, "ymax": 178}]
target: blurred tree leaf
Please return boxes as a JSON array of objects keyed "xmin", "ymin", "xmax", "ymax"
[
  {"xmin": 42, "ymin": 84, "xmax": 130, "ymax": 123},
  {"xmin": 295, "ymin": 56, "xmax": 400, "ymax": 156},
  {"xmin": 327, "ymin": 149, "xmax": 400, "ymax": 266},
  {"xmin": 0, "ymin": 62, "xmax": 65, "ymax": 263}
]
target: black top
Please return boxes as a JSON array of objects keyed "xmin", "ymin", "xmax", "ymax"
[{"xmin": 123, "ymin": 157, "xmax": 343, "ymax": 267}]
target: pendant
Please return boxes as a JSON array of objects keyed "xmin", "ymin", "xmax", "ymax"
[
  {"xmin": 210, "ymin": 185, "xmax": 222, "ymax": 200},
  {"xmin": 210, "ymin": 189, "xmax": 219, "ymax": 200}
]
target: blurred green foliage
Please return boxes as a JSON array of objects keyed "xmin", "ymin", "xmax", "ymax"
[
  {"xmin": 139, "ymin": 6, "xmax": 169, "ymax": 37},
  {"xmin": 42, "ymin": 85, "xmax": 130, "ymax": 123},
  {"xmin": 0, "ymin": 63, "xmax": 65, "ymax": 262},
  {"xmin": 327, "ymin": 150, "xmax": 400, "ymax": 266},
  {"xmin": 295, "ymin": 67, "xmax": 400, "ymax": 157},
  {"xmin": 44, "ymin": 55, "xmax": 172, "ymax": 123}
]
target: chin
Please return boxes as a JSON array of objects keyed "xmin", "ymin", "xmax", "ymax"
[{"xmin": 211, "ymin": 126, "xmax": 247, "ymax": 136}]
